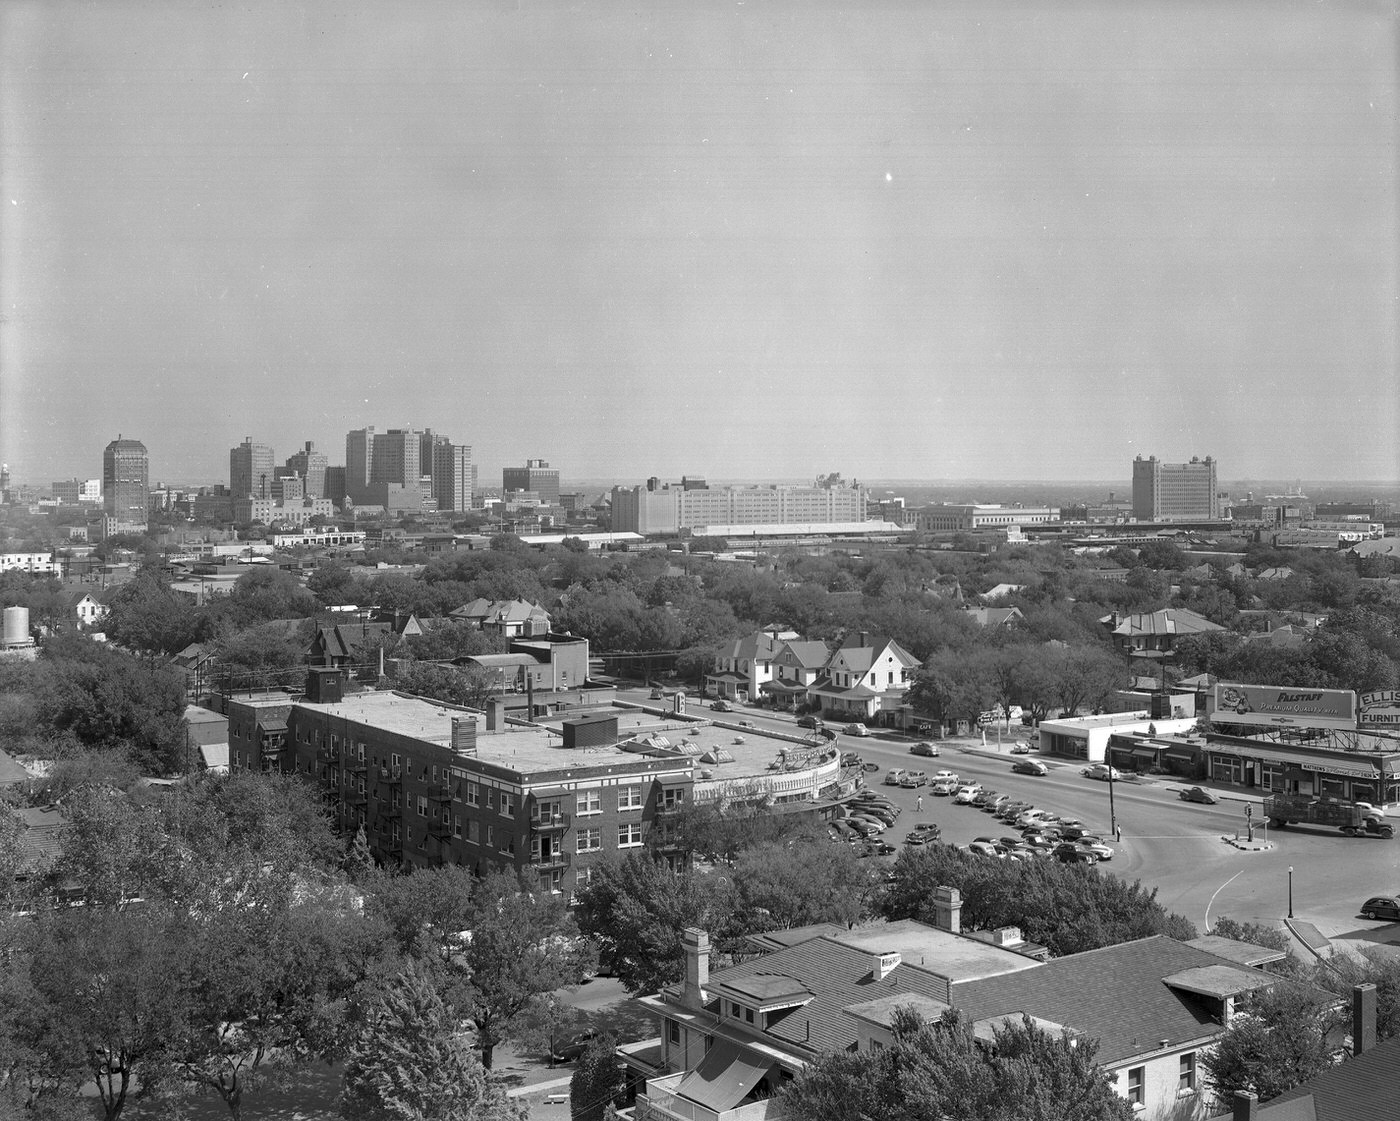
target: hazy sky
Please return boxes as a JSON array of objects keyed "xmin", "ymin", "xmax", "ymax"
[{"xmin": 2, "ymin": 2, "xmax": 1396, "ymax": 487}]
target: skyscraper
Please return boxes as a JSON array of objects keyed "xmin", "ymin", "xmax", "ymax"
[
  {"xmin": 282, "ymin": 441, "xmax": 328, "ymax": 499},
  {"xmin": 344, "ymin": 426, "xmax": 471, "ymax": 512},
  {"xmin": 430, "ymin": 437, "xmax": 473, "ymax": 513},
  {"xmin": 230, "ymin": 437, "xmax": 276, "ymax": 499},
  {"xmin": 503, "ymin": 459, "xmax": 560, "ymax": 505},
  {"xmin": 103, "ymin": 436, "xmax": 149, "ymax": 529},
  {"xmin": 1131, "ymin": 455, "xmax": 1220, "ymax": 522}
]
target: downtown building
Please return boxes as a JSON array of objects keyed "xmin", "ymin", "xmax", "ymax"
[
  {"xmin": 102, "ymin": 436, "xmax": 149, "ymax": 533},
  {"xmin": 1131, "ymin": 456, "xmax": 1221, "ymax": 522},
  {"xmin": 345, "ymin": 426, "xmax": 472, "ymax": 513},
  {"xmin": 503, "ymin": 459, "xmax": 561, "ymax": 505},
  {"xmin": 610, "ymin": 478, "xmax": 868, "ymax": 536},
  {"xmin": 229, "ymin": 437, "xmax": 276, "ymax": 500}
]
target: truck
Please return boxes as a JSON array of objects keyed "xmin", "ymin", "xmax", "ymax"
[{"xmin": 1263, "ymin": 794, "xmax": 1394, "ymax": 839}]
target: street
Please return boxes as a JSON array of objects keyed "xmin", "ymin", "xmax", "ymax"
[{"xmin": 620, "ymin": 688, "xmax": 1400, "ymax": 946}]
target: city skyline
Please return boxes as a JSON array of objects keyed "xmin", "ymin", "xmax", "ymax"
[{"xmin": 3, "ymin": 4, "xmax": 1396, "ymax": 485}]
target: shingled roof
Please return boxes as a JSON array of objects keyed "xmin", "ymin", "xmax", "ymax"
[{"xmin": 1257, "ymin": 1033, "xmax": 1400, "ymax": 1121}]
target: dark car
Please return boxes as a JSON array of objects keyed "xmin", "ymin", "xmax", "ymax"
[
  {"xmin": 1179, "ymin": 786, "xmax": 1219, "ymax": 805},
  {"xmin": 909, "ymin": 821, "xmax": 941, "ymax": 838},
  {"xmin": 971, "ymin": 789, "xmax": 999, "ymax": 808},
  {"xmin": 1360, "ymin": 896, "xmax": 1400, "ymax": 921},
  {"xmin": 903, "ymin": 833, "xmax": 929, "ymax": 846},
  {"xmin": 1011, "ymin": 759, "xmax": 1048, "ymax": 776},
  {"xmin": 910, "ymin": 741, "xmax": 940, "ymax": 757},
  {"xmin": 1053, "ymin": 843, "xmax": 1099, "ymax": 865},
  {"xmin": 1010, "ymin": 741, "xmax": 1034, "ymax": 754},
  {"xmin": 841, "ymin": 751, "xmax": 862, "ymax": 767},
  {"xmin": 797, "ymin": 715, "xmax": 823, "ymax": 729},
  {"xmin": 709, "ymin": 699, "xmax": 732, "ymax": 712},
  {"xmin": 551, "ymin": 1026, "xmax": 600, "ymax": 1063}
]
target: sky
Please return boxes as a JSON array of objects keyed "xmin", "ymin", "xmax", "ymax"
[{"xmin": 2, "ymin": 1, "xmax": 1397, "ymax": 488}]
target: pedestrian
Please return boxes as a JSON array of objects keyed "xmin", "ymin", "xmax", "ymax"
[
  {"xmin": 1115, "ymin": 822, "xmax": 1122, "ymax": 843},
  {"xmin": 917, "ymin": 794, "xmax": 923, "ymax": 812}
]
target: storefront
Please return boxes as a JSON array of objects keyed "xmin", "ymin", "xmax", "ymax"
[{"xmin": 1203, "ymin": 738, "xmax": 1400, "ymax": 805}]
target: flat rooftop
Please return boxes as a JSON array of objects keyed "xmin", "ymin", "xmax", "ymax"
[
  {"xmin": 299, "ymin": 692, "xmax": 820, "ymax": 782},
  {"xmin": 834, "ymin": 920, "xmax": 1040, "ymax": 984}
]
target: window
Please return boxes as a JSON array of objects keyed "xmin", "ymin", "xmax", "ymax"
[
  {"xmin": 618, "ymin": 785, "xmax": 643, "ymax": 811},
  {"xmin": 486, "ymin": 789, "xmax": 494, "ymax": 809},
  {"xmin": 577, "ymin": 828, "xmax": 602, "ymax": 853},
  {"xmin": 662, "ymin": 788, "xmax": 685, "ymax": 811},
  {"xmin": 416, "ymin": 796, "xmax": 427, "ymax": 817},
  {"xmin": 618, "ymin": 822, "xmax": 643, "ymax": 848},
  {"xmin": 391, "ymin": 752, "xmax": 400, "ymax": 769},
  {"xmin": 500, "ymin": 835, "xmax": 514, "ymax": 856},
  {"xmin": 486, "ymin": 824, "xmax": 494, "ymax": 848},
  {"xmin": 453, "ymin": 814, "xmax": 462, "ymax": 838},
  {"xmin": 577, "ymin": 789, "xmax": 601, "ymax": 816},
  {"xmin": 465, "ymin": 782, "xmax": 479, "ymax": 807},
  {"xmin": 576, "ymin": 867, "xmax": 593, "ymax": 889},
  {"xmin": 667, "ymin": 1019, "xmax": 680, "ymax": 1045},
  {"xmin": 545, "ymin": 868, "xmax": 563, "ymax": 893},
  {"xmin": 468, "ymin": 819, "xmax": 480, "ymax": 844},
  {"xmin": 500, "ymin": 792, "xmax": 514, "ymax": 818},
  {"xmin": 1178, "ymin": 1053, "xmax": 1197, "ymax": 1093},
  {"xmin": 1126, "ymin": 1067, "xmax": 1144, "ymax": 1107}
]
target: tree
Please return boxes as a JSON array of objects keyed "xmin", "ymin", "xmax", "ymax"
[
  {"xmin": 211, "ymin": 620, "xmax": 310, "ymax": 692},
  {"xmin": 1202, "ymin": 982, "xmax": 1342, "ymax": 1104},
  {"xmin": 569, "ymin": 1033, "xmax": 627, "ymax": 1121},
  {"xmin": 781, "ymin": 1007, "xmax": 1133, "ymax": 1121},
  {"xmin": 1052, "ymin": 647, "xmax": 1125, "ymax": 718},
  {"xmin": 513, "ymin": 993, "xmax": 591, "ymax": 1068},
  {"xmin": 1312, "ymin": 947, "xmax": 1400, "ymax": 1042},
  {"xmin": 339, "ymin": 959, "xmax": 523, "ymax": 1121},
  {"xmin": 732, "ymin": 839, "xmax": 879, "ymax": 931},
  {"xmin": 393, "ymin": 661, "xmax": 498, "ymax": 710},
  {"xmin": 458, "ymin": 871, "xmax": 591, "ymax": 1070},
  {"xmin": 101, "ymin": 573, "xmax": 206, "ymax": 657},
  {"xmin": 574, "ymin": 854, "xmax": 735, "ymax": 993}
]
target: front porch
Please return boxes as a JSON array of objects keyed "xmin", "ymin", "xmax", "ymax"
[{"xmin": 630, "ymin": 1070, "xmax": 784, "ymax": 1121}]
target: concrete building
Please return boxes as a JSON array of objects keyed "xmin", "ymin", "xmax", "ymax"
[
  {"xmin": 611, "ymin": 479, "xmax": 868, "ymax": 536},
  {"xmin": 914, "ymin": 504, "xmax": 1060, "ymax": 533},
  {"xmin": 51, "ymin": 479, "xmax": 102, "ymax": 504},
  {"xmin": 102, "ymin": 437, "xmax": 148, "ymax": 530},
  {"xmin": 503, "ymin": 459, "xmax": 560, "ymax": 505},
  {"xmin": 282, "ymin": 441, "xmax": 329, "ymax": 500},
  {"xmin": 229, "ymin": 437, "xmax": 276, "ymax": 500},
  {"xmin": 345, "ymin": 426, "xmax": 471, "ymax": 512},
  {"xmin": 232, "ymin": 496, "xmax": 335, "ymax": 526},
  {"xmin": 1132, "ymin": 456, "xmax": 1220, "ymax": 522}
]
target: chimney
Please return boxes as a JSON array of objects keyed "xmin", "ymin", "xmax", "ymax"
[
  {"xmin": 1231, "ymin": 1090, "xmax": 1257, "ymax": 1121},
  {"xmin": 868, "ymin": 950, "xmax": 901, "ymax": 980},
  {"xmin": 858, "ymin": 631, "xmax": 869, "ymax": 649},
  {"xmin": 1353, "ymin": 983, "xmax": 1377, "ymax": 1055},
  {"xmin": 681, "ymin": 928, "xmax": 710, "ymax": 1010},
  {"xmin": 451, "ymin": 716, "xmax": 478, "ymax": 756},
  {"xmin": 933, "ymin": 885, "xmax": 962, "ymax": 934}
]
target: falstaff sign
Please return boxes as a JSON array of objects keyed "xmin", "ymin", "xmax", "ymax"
[{"xmin": 1212, "ymin": 683, "xmax": 1358, "ymax": 730}]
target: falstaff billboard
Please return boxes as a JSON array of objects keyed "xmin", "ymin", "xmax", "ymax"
[{"xmin": 1212, "ymin": 683, "xmax": 1358, "ymax": 730}]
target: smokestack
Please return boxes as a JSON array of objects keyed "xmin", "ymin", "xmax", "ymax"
[
  {"xmin": 933, "ymin": 885, "xmax": 962, "ymax": 934},
  {"xmin": 1353, "ymin": 983, "xmax": 1377, "ymax": 1056},
  {"xmin": 681, "ymin": 928, "xmax": 710, "ymax": 1011}
]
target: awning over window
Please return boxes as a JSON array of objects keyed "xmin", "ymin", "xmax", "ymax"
[{"xmin": 674, "ymin": 1041, "xmax": 774, "ymax": 1113}]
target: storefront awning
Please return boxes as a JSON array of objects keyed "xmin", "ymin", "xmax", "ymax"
[
  {"xmin": 674, "ymin": 1041, "xmax": 774, "ymax": 1112},
  {"xmin": 1211, "ymin": 747, "xmax": 1381, "ymax": 780}
]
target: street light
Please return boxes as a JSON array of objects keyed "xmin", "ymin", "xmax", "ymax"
[{"xmin": 1288, "ymin": 866, "xmax": 1294, "ymax": 919}]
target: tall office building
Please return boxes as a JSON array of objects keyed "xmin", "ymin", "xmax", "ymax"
[
  {"xmin": 230, "ymin": 437, "xmax": 276, "ymax": 500},
  {"xmin": 344, "ymin": 426, "xmax": 471, "ymax": 512},
  {"xmin": 503, "ymin": 459, "xmax": 560, "ymax": 505},
  {"xmin": 1131, "ymin": 455, "xmax": 1220, "ymax": 522},
  {"xmin": 102, "ymin": 437, "xmax": 149, "ymax": 529},
  {"xmin": 282, "ymin": 441, "xmax": 328, "ymax": 499}
]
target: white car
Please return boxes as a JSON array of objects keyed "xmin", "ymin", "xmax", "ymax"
[
  {"xmin": 930, "ymin": 778, "xmax": 959, "ymax": 796},
  {"xmin": 966, "ymin": 840, "xmax": 1005, "ymax": 858},
  {"xmin": 1081, "ymin": 764, "xmax": 1122, "ymax": 781},
  {"xmin": 953, "ymin": 785, "xmax": 982, "ymax": 804},
  {"xmin": 844, "ymin": 723, "xmax": 872, "ymax": 737},
  {"xmin": 932, "ymin": 770, "xmax": 960, "ymax": 783},
  {"xmin": 1076, "ymin": 837, "xmax": 1114, "ymax": 860}
]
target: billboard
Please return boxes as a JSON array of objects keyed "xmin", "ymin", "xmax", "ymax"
[
  {"xmin": 1360, "ymin": 689, "xmax": 1400, "ymax": 727},
  {"xmin": 1212, "ymin": 683, "xmax": 1358, "ymax": 730}
]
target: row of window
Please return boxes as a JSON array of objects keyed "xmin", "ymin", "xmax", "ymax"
[{"xmin": 1121, "ymin": 1052, "xmax": 1196, "ymax": 1109}]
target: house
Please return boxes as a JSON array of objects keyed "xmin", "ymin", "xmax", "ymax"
[
  {"xmin": 8, "ymin": 805, "xmax": 68, "ymax": 880},
  {"xmin": 705, "ymin": 630, "xmax": 796, "ymax": 703},
  {"xmin": 1100, "ymin": 609, "xmax": 1226, "ymax": 656},
  {"xmin": 981, "ymin": 583, "xmax": 1025, "ymax": 601},
  {"xmin": 807, "ymin": 632, "xmax": 920, "ymax": 723},
  {"xmin": 1254, "ymin": 567, "xmax": 1295, "ymax": 582},
  {"xmin": 962, "ymin": 605, "xmax": 1025, "ymax": 630},
  {"xmin": 760, "ymin": 640, "xmax": 831, "ymax": 710},
  {"xmin": 66, "ymin": 589, "xmax": 110, "ymax": 628},
  {"xmin": 623, "ymin": 900, "xmax": 1291, "ymax": 1121},
  {"xmin": 448, "ymin": 598, "xmax": 551, "ymax": 638},
  {"xmin": 308, "ymin": 613, "xmax": 422, "ymax": 672}
]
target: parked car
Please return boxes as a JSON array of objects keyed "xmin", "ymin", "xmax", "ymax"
[
  {"xmin": 861, "ymin": 807, "xmax": 897, "ymax": 826},
  {"xmin": 1010, "ymin": 741, "xmax": 1034, "ymax": 755},
  {"xmin": 796, "ymin": 714, "xmax": 823, "ymax": 729},
  {"xmin": 883, "ymin": 769, "xmax": 908, "ymax": 786},
  {"xmin": 910, "ymin": 742, "xmax": 940, "ymax": 757},
  {"xmin": 709, "ymin": 699, "xmax": 732, "ymax": 712},
  {"xmin": 910, "ymin": 821, "xmax": 941, "ymax": 837},
  {"xmin": 1076, "ymin": 837, "xmax": 1114, "ymax": 860},
  {"xmin": 844, "ymin": 723, "xmax": 872, "ymax": 737},
  {"xmin": 1011, "ymin": 759, "xmax": 1048, "ymax": 776},
  {"xmin": 840, "ymin": 751, "xmax": 862, "ymax": 767},
  {"xmin": 846, "ymin": 818, "xmax": 883, "ymax": 837},
  {"xmin": 981, "ymin": 794, "xmax": 1011, "ymax": 813},
  {"xmin": 900, "ymin": 771, "xmax": 929, "ymax": 788},
  {"xmin": 1360, "ymin": 896, "xmax": 1400, "ymax": 921},
  {"xmin": 1081, "ymin": 764, "xmax": 1122, "ymax": 781},
  {"xmin": 904, "ymin": 833, "xmax": 929, "ymax": 846},
  {"xmin": 930, "ymin": 778, "xmax": 958, "ymax": 796},
  {"xmin": 1053, "ymin": 843, "xmax": 1099, "ymax": 864},
  {"xmin": 967, "ymin": 840, "xmax": 1005, "ymax": 858},
  {"xmin": 953, "ymin": 785, "xmax": 983, "ymax": 804},
  {"xmin": 1179, "ymin": 786, "xmax": 1219, "ymax": 805},
  {"xmin": 971, "ymin": 789, "xmax": 999, "ymax": 808},
  {"xmin": 551, "ymin": 1026, "xmax": 600, "ymax": 1063},
  {"xmin": 1057, "ymin": 823, "xmax": 1092, "ymax": 841},
  {"xmin": 737, "ymin": 719, "xmax": 755, "ymax": 728},
  {"xmin": 829, "ymin": 819, "xmax": 855, "ymax": 838},
  {"xmin": 932, "ymin": 770, "xmax": 960, "ymax": 783}
]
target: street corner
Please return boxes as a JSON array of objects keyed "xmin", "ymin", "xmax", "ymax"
[{"xmin": 1222, "ymin": 834, "xmax": 1274, "ymax": 852}]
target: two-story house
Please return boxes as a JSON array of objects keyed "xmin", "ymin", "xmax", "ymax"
[
  {"xmin": 622, "ymin": 895, "xmax": 1297, "ymax": 1121},
  {"xmin": 449, "ymin": 598, "xmax": 552, "ymax": 637},
  {"xmin": 1100, "ymin": 609, "xmax": 1225, "ymax": 657},
  {"xmin": 759, "ymin": 640, "xmax": 831, "ymax": 711},
  {"xmin": 705, "ymin": 631, "xmax": 795, "ymax": 703},
  {"xmin": 806, "ymin": 632, "xmax": 919, "ymax": 724}
]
